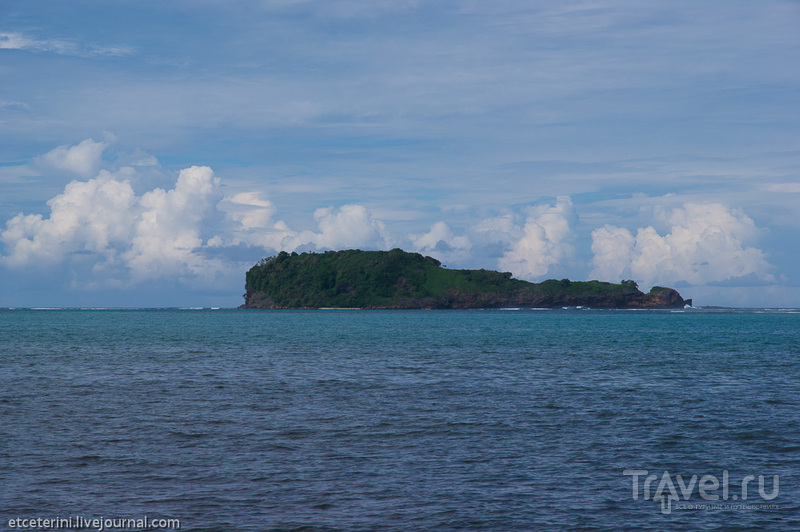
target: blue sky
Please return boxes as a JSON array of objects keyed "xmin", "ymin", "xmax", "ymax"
[{"xmin": 1, "ymin": 0, "xmax": 798, "ymax": 307}]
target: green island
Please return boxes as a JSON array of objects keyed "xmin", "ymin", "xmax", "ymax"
[{"xmin": 242, "ymin": 248, "xmax": 690, "ymax": 309}]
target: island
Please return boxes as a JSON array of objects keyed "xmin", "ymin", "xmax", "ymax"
[{"xmin": 241, "ymin": 249, "xmax": 689, "ymax": 309}]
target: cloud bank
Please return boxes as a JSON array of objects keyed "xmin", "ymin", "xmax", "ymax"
[
  {"xmin": 0, "ymin": 139, "xmax": 778, "ymax": 300},
  {"xmin": 1, "ymin": 140, "xmax": 395, "ymax": 288},
  {"xmin": 289, "ymin": 205, "xmax": 390, "ymax": 251},
  {"xmin": 590, "ymin": 203, "xmax": 774, "ymax": 287},
  {"xmin": 1, "ymin": 166, "xmax": 225, "ymax": 285},
  {"xmin": 411, "ymin": 221, "xmax": 472, "ymax": 264},
  {"xmin": 494, "ymin": 197, "xmax": 575, "ymax": 280},
  {"xmin": 35, "ymin": 138, "xmax": 109, "ymax": 177}
]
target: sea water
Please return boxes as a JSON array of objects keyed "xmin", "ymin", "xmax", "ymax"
[{"xmin": 1, "ymin": 308, "xmax": 799, "ymax": 531}]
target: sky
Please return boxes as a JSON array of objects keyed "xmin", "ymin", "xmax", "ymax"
[{"xmin": 1, "ymin": 0, "xmax": 798, "ymax": 308}]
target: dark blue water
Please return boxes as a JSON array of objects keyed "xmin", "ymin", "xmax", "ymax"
[{"xmin": 1, "ymin": 308, "xmax": 799, "ymax": 530}]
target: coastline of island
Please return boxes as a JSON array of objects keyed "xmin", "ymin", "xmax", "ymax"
[{"xmin": 241, "ymin": 249, "xmax": 689, "ymax": 310}]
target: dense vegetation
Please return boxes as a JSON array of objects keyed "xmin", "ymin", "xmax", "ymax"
[{"xmin": 243, "ymin": 249, "xmax": 688, "ymax": 309}]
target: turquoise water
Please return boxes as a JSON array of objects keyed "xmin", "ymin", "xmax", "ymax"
[{"xmin": 1, "ymin": 308, "xmax": 799, "ymax": 530}]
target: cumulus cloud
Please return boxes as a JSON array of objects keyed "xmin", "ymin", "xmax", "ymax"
[
  {"xmin": 286, "ymin": 204, "xmax": 390, "ymax": 251},
  {"xmin": 219, "ymin": 199, "xmax": 391, "ymax": 253},
  {"xmin": 590, "ymin": 224, "xmax": 635, "ymax": 281},
  {"xmin": 1, "ymin": 165, "xmax": 226, "ymax": 284},
  {"xmin": 223, "ymin": 192, "xmax": 277, "ymax": 231},
  {"xmin": 35, "ymin": 138, "xmax": 109, "ymax": 176},
  {"xmin": 1, "ymin": 138, "xmax": 396, "ymax": 290},
  {"xmin": 412, "ymin": 221, "xmax": 471, "ymax": 253},
  {"xmin": 472, "ymin": 214, "xmax": 516, "ymax": 241},
  {"xmin": 590, "ymin": 203, "xmax": 773, "ymax": 286},
  {"xmin": 1, "ymin": 170, "xmax": 137, "ymax": 268},
  {"xmin": 125, "ymin": 148, "xmax": 159, "ymax": 167},
  {"xmin": 494, "ymin": 197, "xmax": 575, "ymax": 280},
  {"xmin": 9, "ymin": 139, "xmax": 781, "ymax": 301},
  {"xmin": 215, "ymin": 192, "xmax": 295, "ymax": 250},
  {"xmin": 124, "ymin": 166, "xmax": 223, "ymax": 280}
]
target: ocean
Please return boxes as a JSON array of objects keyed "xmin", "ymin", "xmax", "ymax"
[{"xmin": 1, "ymin": 308, "xmax": 798, "ymax": 531}]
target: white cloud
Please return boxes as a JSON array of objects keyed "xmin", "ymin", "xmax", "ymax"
[
  {"xmin": 216, "ymin": 191, "xmax": 295, "ymax": 250},
  {"xmin": 36, "ymin": 138, "xmax": 109, "ymax": 177},
  {"xmin": 224, "ymin": 192, "xmax": 277, "ymax": 231},
  {"xmin": 767, "ymin": 183, "xmax": 800, "ymax": 194},
  {"xmin": 219, "ymin": 196, "xmax": 391, "ymax": 253},
  {"xmin": 124, "ymin": 166, "xmax": 223, "ymax": 280},
  {"xmin": 495, "ymin": 197, "xmax": 575, "ymax": 280},
  {"xmin": 590, "ymin": 203, "xmax": 774, "ymax": 286},
  {"xmin": 126, "ymin": 148, "xmax": 159, "ymax": 167},
  {"xmin": 0, "ymin": 32, "xmax": 38, "ymax": 50},
  {"xmin": 1, "ymin": 164, "xmax": 226, "ymax": 284},
  {"xmin": 412, "ymin": 221, "xmax": 471, "ymax": 253},
  {"xmin": 473, "ymin": 214, "xmax": 516, "ymax": 239},
  {"xmin": 0, "ymin": 136, "xmax": 788, "ymax": 305},
  {"xmin": 0, "ymin": 170, "xmax": 137, "ymax": 269},
  {"xmin": 0, "ymin": 32, "xmax": 132, "ymax": 57},
  {"xmin": 589, "ymin": 224, "xmax": 635, "ymax": 281},
  {"xmin": 0, "ymin": 100, "xmax": 29, "ymax": 110},
  {"xmin": 0, "ymin": 138, "xmax": 397, "ymax": 289},
  {"xmin": 409, "ymin": 221, "xmax": 472, "ymax": 265},
  {"xmin": 287, "ymin": 204, "xmax": 390, "ymax": 251}
]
